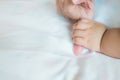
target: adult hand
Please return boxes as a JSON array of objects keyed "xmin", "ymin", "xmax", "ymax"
[{"xmin": 56, "ymin": 0, "xmax": 94, "ymax": 20}]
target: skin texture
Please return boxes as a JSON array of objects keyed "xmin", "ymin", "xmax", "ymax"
[
  {"xmin": 56, "ymin": 0, "xmax": 94, "ymax": 20},
  {"xmin": 101, "ymin": 29, "xmax": 120, "ymax": 59},
  {"xmin": 56, "ymin": 0, "xmax": 94, "ymax": 55},
  {"xmin": 72, "ymin": 18, "xmax": 107, "ymax": 52},
  {"xmin": 73, "ymin": 19, "xmax": 120, "ymax": 59},
  {"xmin": 56, "ymin": 0, "xmax": 120, "ymax": 58}
]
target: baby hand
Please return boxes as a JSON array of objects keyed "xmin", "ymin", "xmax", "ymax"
[
  {"xmin": 56, "ymin": 0, "xmax": 94, "ymax": 20},
  {"xmin": 72, "ymin": 19, "xmax": 107, "ymax": 53}
]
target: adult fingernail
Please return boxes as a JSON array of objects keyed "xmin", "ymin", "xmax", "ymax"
[
  {"xmin": 72, "ymin": 0, "xmax": 79, "ymax": 4},
  {"xmin": 74, "ymin": 45, "xmax": 84, "ymax": 56}
]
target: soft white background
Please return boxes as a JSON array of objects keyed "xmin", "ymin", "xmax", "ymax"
[{"xmin": 0, "ymin": 0, "xmax": 120, "ymax": 80}]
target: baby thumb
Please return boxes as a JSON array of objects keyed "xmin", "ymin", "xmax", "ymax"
[{"xmin": 74, "ymin": 45, "xmax": 84, "ymax": 56}]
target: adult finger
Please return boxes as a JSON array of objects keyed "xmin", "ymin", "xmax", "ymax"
[
  {"xmin": 74, "ymin": 19, "xmax": 92, "ymax": 30},
  {"xmin": 74, "ymin": 45, "xmax": 84, "ymax": 55},
  {"xmin": 73, "ymin": 23, "xmax": 90, "ymax": 30},
  {"xmin": 56, "ymin": 0, "xmax": 64, "ymax": 14},
  {"xmin": 72, "ymin": 0, "xmax": 86, "ymax": 4}
]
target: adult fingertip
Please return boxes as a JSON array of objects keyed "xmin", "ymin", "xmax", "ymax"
[{"xmin": 74, "ymin": 45, "xmax": 84, "ymax": 56}]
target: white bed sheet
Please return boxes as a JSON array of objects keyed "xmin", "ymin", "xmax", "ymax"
[{"xmin": 0, "ymin": 0, "xmax": 120, "ymax": 80}]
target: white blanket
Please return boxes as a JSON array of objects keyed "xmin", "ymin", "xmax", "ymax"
[{"xmin": 0, "ymin": 0, "xmax": 120, "ymax": 80}]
